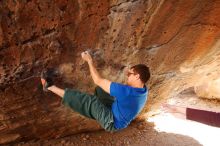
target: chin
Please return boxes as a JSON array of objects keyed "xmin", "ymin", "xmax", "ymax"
[{"xmin": 127, "ymin": 82, "xmax": 131, "ymax": 86}]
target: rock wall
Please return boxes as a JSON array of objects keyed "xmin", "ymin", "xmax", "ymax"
[{"xmin": 0, "ymin": 0, "xmax": 220, "ymax": 144}]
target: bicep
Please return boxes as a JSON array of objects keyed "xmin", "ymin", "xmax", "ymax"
[{"xmin": 96, "ymin": 78, "xmax": 111, "ymax": 94}]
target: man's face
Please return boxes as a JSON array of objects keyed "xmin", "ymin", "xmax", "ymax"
[{"xmin": 125, "ymin": 68, "xmax": 137, "ymax": 85}]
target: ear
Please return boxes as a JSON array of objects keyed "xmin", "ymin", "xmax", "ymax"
[{"xmin": 135, "ymin": 74, "xmax": 140, "ymax": 80}]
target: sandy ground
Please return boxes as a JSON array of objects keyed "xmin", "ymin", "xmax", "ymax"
[
  {"xmin": 13, "ymin": 113, "xmax": 220, "ymax": 146},
  {"xmin": 11, "ymin": 118, "xmax": 201, "ymax": 146}
]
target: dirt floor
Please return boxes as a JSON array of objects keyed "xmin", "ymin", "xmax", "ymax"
[{"xmin": 14, "ymin": 120, "xmax": 201, "ymax": 146}]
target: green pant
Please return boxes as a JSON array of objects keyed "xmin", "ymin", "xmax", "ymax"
[{"xmin": 62, "ymin": 86, "xmax": 117, "ymax": 132}]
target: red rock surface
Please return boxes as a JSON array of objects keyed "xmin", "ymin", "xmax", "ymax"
[{"xmin": 0, "ymin": 0, "xmax": 220, "ymax": 145}]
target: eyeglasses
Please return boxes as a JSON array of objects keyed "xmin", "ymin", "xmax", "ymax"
[{"xmin": 127, "ymin": 72, "xmax": 135, "ymax": 77}]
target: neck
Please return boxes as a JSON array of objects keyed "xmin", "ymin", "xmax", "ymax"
[{"xmin": 129, "ymin": 82, "xmax": 144, "ymax": 88}]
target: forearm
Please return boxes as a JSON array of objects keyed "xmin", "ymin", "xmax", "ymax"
[{"xmin": 87, "ymin": 61, "xmax": 102, "ymax": 84}]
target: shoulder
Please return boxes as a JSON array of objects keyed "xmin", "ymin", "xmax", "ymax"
[
  {"xmin": 110, "ymin": 82, "xmax": 132, "ymax": 97},
  {"xmin": 110, "ymin": 82, "xmax": 132, "ymax": 90},
  {"xmin": 129, "ymin": 85, "xmax": 148, "ymax": 97}
]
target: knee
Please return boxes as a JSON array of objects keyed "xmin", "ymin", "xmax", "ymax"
[
  {"xmin": 95, "ymin": 86, "xmax": 102, "ymax": 91},
  {"xmin": 95, "ymin": 86, "xmax": 102, "ymax": 94}
]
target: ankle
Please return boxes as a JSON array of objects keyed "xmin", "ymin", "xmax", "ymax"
[{"xmin": 48, "ymin": 85, "xmax": 55, "ymax": 91}]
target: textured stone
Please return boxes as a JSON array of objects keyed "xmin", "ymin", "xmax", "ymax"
[{"xmin": 0, "ymin": 0, "xmax": 220, "ymax": 145}]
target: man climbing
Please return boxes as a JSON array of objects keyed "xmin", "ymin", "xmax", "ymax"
[{"xmin": 41, "ymin": 51, "xmax": 150, "ymax": 131}]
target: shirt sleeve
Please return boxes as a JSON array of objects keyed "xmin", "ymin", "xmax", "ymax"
[{"xmin": 110, "ymin": 82, "xmax": 131, "ymax": 100}]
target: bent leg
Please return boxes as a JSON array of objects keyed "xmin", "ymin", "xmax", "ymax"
[
  {"xmin": 62, "ymin": 88, "xmax": 117, "ymax": 132},
  {"xmin": 94, "ymin": 86, "xmax": 115, "ymax": 108}
]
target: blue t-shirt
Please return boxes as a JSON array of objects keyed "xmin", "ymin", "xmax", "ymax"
[{"xmin": 110, "ymin": 82, "xmax": 148, "ymax": 129}]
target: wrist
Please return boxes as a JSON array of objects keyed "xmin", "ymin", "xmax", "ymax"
[{"xmin": 88, "ymin": 60, "xmax": 93, "ymax": 64}]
